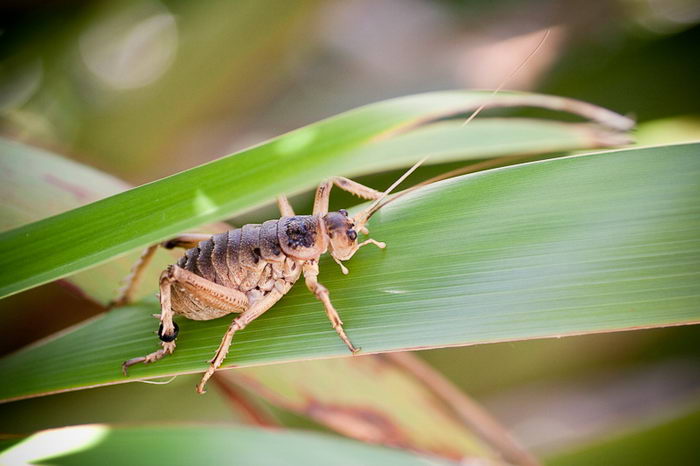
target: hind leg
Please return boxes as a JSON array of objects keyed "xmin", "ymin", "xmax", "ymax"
[
  {"xmin": 122, "ymin": 265, "xmax": 249, "ymax": 376},
  {"xmin": 110, "ymin": 234, "xmax": 213, "ymax": 308}
]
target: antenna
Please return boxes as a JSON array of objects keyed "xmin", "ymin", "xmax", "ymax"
[
  {"xmin": 462, "ymin": 28, "xmax": 550, "ymax": 127},
  {"xmin": 354, "ymin": 28, "xmax": 551, "ymax": 226}
]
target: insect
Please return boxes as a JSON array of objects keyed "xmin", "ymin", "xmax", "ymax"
[
  {"xmin": 116, "ymin": 173, "xmax": 414, "ymax": 393},
  {"xmin": 117, "ymin": 30, "xmax": 553, "ymax": 394}
]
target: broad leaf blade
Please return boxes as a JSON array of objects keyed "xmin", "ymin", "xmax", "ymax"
[
  {"xmin": 0, "ymin": 139, "xmax": 176, "ymax": 304},
  {"xmin": 0, "ymin": 140, "xmax": 128, "ymax": 231},
  {"xmin": 0, "ymin": 90, "xmax": 632, "ymax": 299},
  {"xmin": 0, "ymin": 143, "xmax": 697, "ymax": 403}
]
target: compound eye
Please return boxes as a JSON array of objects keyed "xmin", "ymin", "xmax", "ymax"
[
  {"xmin": 347, "ymin": 229, "xmax": 357, "ymax": 241},
  {"xmin": 339, "ymin": 209, "xmax": 348, "ymax": 217},
  {"xmin": 158, "ymin": 321, "xmax": 180, "ymax": 342}
]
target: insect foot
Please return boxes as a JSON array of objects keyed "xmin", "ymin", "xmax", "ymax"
[
  {"xmin": 197, "ymin": 328, "xmax": 237, "ymax": 394},
  {"xmin": 122, "ymin": 340, "xmax": 177, "ymax": 376}
]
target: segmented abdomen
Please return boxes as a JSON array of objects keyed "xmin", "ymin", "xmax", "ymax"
[{"xmin": 175, "ymin": 215, "xmax": 323, "ymax": 293}]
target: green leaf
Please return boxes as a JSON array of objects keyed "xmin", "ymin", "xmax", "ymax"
[
  {"xmin": 1, "ymin": 143, "xmax": 697, "ymax": 403},
  {"xmin": 0, "ymin": 139, "xmax": 177, "ymax": 304},
  {"xmin": 0, "ymin": 139, "xmax": 127, "ymax": 231},
  {"xmin": 0, "ymin": 424, "xmax": 454, "ymax": 465},
  {"xmin": 0, "ymin": 90, "xmax": 632, "ymax": 300}
]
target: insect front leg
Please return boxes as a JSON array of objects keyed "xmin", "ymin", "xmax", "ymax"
[
  {"xmin": 302, "ymin": 260, "xmax": 359, "ymax": 353},
  {"xmin": 197, "ymin": 288, "xmax": 286, "ymax": 394}
]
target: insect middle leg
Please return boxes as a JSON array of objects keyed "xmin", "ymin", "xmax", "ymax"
[{"xmin": 196, "ymin": 288, "xmax": 287, "ymax": 394}]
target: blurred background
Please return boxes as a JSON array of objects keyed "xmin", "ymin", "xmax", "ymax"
[{"xmin": 1, "ymin": 0, "xmax": 699, "ymax": 463}]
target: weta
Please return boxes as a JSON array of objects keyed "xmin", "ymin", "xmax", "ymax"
[
  {"xmin": 117, "ymin": 30, "xmax": 556, "ymax": 394},
  {"xmin": 117, "ymin": 175, "xmax": 405, "ymax": 393}
]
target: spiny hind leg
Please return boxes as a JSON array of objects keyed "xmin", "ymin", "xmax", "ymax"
[
  {"xmin": 110, "ymin": 233, "xmax": 213, "ymax": 308},
  {"xmin": 302, "ymin": 260, "xmax": 359, "ymax": 353},
  {"xmin": 197, "ymin": 289, "xmax": 285, "ymax": 394},
  {"xmin": 122, "ymin": 268, "xmax": 180, "ymax": 374},
  {"xmin": 122, "ymin": 266, "xmax": 249, "ymax": 376},
  {"xmin": 110, "ymin": 244, "xmax": 159, "ymax": 308},
  {"xmin": 160, "ymin": 233, "xmax": 213, "ymax": 250}
]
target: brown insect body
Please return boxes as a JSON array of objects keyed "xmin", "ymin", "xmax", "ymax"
[
  {"xmin": 118, "ymin": 187, "xmax": 380, "ymax": 394},
  {"xmin": 172, "ymin": 215, "xmax": 331, "ymax": 320}
]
